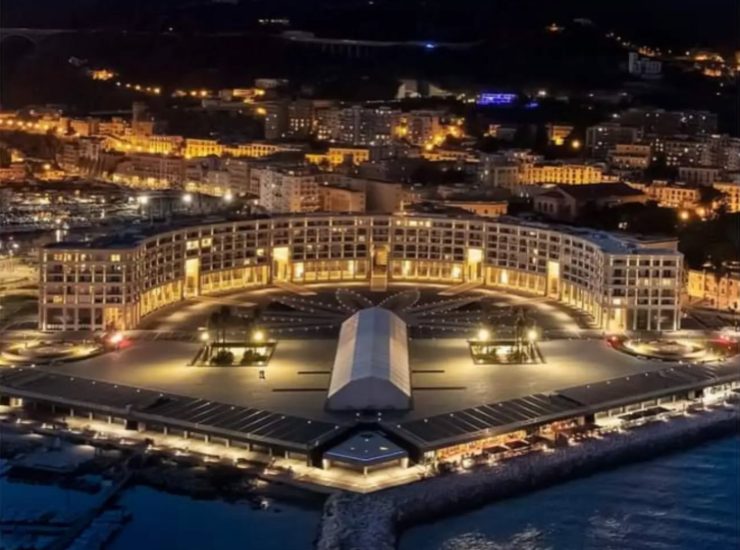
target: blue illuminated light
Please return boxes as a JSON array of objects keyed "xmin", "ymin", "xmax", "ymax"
[
  {"xmin": 424, "ymin": 42, "xmax": 436, "ymax": 49},
  {"xmin": 477, "ymin": 93, "xmax": 518, "ymax": 106}
]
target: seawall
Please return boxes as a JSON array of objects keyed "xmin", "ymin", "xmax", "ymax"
[{"xmin": 317, "ymin": 404, "xmax": 740, "ymax": 550}]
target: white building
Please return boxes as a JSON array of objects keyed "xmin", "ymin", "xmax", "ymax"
[
  {"xmin": 315, "ymin": 105, "xmax": 401, "ymax": 145},
  {"xmin": 327, "ymin": 308, "xmax": 411, "ymax": 411},
  {"xmin": 257, "ymin": 167, "xmax": 320, "ymax": 213},
  {"xmin": 40, "ymin": 212, "xmax": 683, "ymax": 333}
]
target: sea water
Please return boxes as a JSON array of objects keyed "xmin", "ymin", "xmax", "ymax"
[
  {"xmin": 107, "ymin": 485, "xmax": 321, "ymax": 550},
  {"xmin": 400, "ymin": 436, "xmax": 740, "ymax": 550}
]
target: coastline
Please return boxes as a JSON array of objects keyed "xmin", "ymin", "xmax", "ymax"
[{"xmin": 316, "ymin": 404, "xmax": 740, "ymax": 550}]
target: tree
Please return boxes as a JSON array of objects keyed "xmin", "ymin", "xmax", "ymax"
[
  {"xmin": 208, "ymin": 305, "xmax": 232, "ymax": 345},
  {"xmin": 0, "ymin": 146, "xmax": 11, "ymax": 168},
  {"xmin": 678, "ymin": 212, "xmax": 740, "ymax": 269},
  {"xmin": 697, "ymin": 186, "xmax": 725, "ymax": 214}
]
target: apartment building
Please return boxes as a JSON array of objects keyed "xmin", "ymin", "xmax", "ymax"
[
  {"xmin": 519, "ymin": 162, "xmax": 614, "ymax": 185},
  {"xmin": 608, "ymin": 143, "xmax": 652, "ymax": 170},
  {"xmin": 714, "ymin": 181, "xmax": 740, "ymax": 212},
  {"xmin": 318, "ymin": 185, "xmax": 366, "ymax": 213},
  {"xmin": 257, "ymin": 167, "xmax": 321, "ymax": 213},
  {"xmin": 687, "ymin": 266, "xmax": 740, "ymax": 310},
  {"xmin": 39, "ymin": 213, "xmax": 682, "ymax": 333},
  {"xmin": 643, "ymin": 182, "xmax": 701, "ymax": 209}
]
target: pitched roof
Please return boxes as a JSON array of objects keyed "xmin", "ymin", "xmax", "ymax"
[
  {"xmin": 327, "ymin": 308, "xmax": 411, "ymax": 411},
  {"xmin": 554, "ymin": 182, "xmax": 646, "ymax": 200}
]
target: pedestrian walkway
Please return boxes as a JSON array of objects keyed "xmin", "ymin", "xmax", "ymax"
[
  {"xmin": 273, "ymin": 280, "xmax": 317, "ymax": 296},
  {"xmin": 438, "ymin": 280, "xmax": 483, "ymax": 296},
  {"xmin": 370, "ymin": 272, "xmax": 388, "ymax": 292}
]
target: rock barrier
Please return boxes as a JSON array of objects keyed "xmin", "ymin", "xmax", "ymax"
[{"xmin": 317, "ymin": 405, "xmax": 740, "ymax": 550}]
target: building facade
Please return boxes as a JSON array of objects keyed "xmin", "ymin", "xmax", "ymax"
[
  {"xmin": 586, "ymin": 123, "xmax": 643, "ymax": 159},
  {"xmin": 686, "ymin": 267, "xmax": 740, "ymax": 311},
  {"xmin": 39, "ymin": 213, "xmax": 682, "ymax": 333},
  {"xmin": 519, "ymin": 163, "xmax": 613, "ymax": 185},
  {"xmin": 714, "ymin": 181, "xmax": 740, "ymax": 213},
  {"xmin": 608, "ymin": 143, "xmax": 652, "ymax": 170},
  {"xmin": 533, "ymin": 183, "xmax": 648, "ymax": 221},
  {"xmin": 257, "ymin": 167, "xmax": 321, "ymax": 213}
]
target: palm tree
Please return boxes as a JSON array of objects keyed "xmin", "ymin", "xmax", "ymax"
[{"xmin": 208, "ymin": 305, "xmax": 232, "ymax": 345}]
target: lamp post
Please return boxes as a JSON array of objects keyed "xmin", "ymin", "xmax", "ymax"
[
  {"xmin": 138, "ymin": 195, "xmax": 151, "ymax": 224},
  {"xmin": 200, "ymin": 330, "xmax": 211, "ymax": 361},
  {"xmin": 525, "ymin": 327, "xmax": 539, "ymax": 362},
  {"xmin": 182, "ymin": 193, "xmax": 193, "ymax": 214}
]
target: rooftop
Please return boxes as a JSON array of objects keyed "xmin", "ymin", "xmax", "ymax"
[
  {"xmin": 44, "ymin": 211, "xmax": 680, "ymax": 257},
  {"xmin": 327, "ymin": 308, "xmax": 411, "ymax": 411},
  {"xmin": 386, "ymin": 360, "xmax": 740, "ymax": 450},
  {"xmin": 0, "ymin": 366, "xmax": 344, "ymax": 451},
  {"xmin": 550, "ymin": 182, "xmax": 647, "ymax": 200},
  {"xmin": 324, "ymin": 431, "xmax": 408, "ymax": 466}
]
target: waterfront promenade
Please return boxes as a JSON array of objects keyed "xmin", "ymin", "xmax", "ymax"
[{"xmin": 317, "ymin": 403, "xmax": 740, "ymax": 550}]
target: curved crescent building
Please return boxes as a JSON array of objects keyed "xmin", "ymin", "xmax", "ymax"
[{"xmin": 40, "ymin": 212, "xmax": 682, "ymax": 332}]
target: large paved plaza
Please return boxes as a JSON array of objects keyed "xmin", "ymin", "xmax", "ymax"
[
  {"xmin": 46, "ymin": 336, "xmax": 670, "ymax": 422},
  {"xmin": 3, "ymin": 284, "xmax": 714, "ymax": 423}
]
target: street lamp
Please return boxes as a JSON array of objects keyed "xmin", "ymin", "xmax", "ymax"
[
  {"xmin": 223, "ymin": 191, "xmax": 233, "ymax": 203},
  {"xmin": 252, "ymin": 329, "xmax": 265, "ymax": 343},
  {"xmin": 477, "ymin": 328, "xmax": 491, "ymax": 342},
  {"xmin": 527, "ymin": 328, "xmax": 538, "ymax": 344},
  {"xmin": 200, "ymin": 331, "xmax": 210, "ymax": 342},
  {"xmin": 182, "ymin": 193, "xmax": 193, "ymax": 205}
]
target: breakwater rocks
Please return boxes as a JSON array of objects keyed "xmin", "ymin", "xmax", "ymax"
[{"xmin": 317, "ymin": 405, "xmax": 740, "ymax": 550}]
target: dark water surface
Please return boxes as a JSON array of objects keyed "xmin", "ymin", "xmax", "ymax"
[
  {"xmin": 107, "ymin": 485, "xmax": 321, "ymax": 550},
  {"xmin": 400, "ymin": 436, "xmax": 740, "ymax": 550}
]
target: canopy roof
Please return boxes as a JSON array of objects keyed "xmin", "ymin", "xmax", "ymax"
[{"xmin": 327, "ymin": 307, "xmax": 411, "ymax": 411}]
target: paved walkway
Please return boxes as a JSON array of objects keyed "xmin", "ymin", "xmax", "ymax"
[{"xmin": 60, "ymin": 417, "xmax": 425, "ymax": 494}]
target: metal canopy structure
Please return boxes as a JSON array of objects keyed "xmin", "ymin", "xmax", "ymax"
[
  {"xmin": 0, "ymin": 367, "xmax": 345, "ymax": 452},
  {"xmin": 1, "ymin": 360, "xmax": 738, "ymax": 456},
  {"xmin": 385, "ymin": 362, "xmax": 740, "ymax": 451},
  {"xmin": 388, "ymin": 393, "xmax": 578, "ymax": 450},
  {"xmin": 556, "ymin": 362, "xmax": 740, "ymax": 408},
  {"xmin": 327, "ymin": 307, "xmax": 411, "ymax": 411}
]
